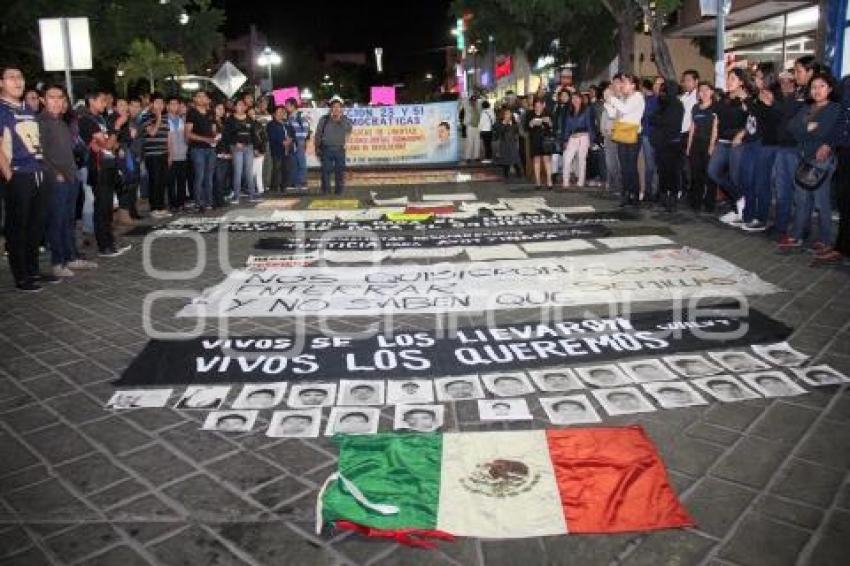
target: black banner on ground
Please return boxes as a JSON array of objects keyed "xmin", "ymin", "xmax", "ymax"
[
  {"xmin": 254, "ymin": 226, "xmax": 612, "ymax": 251},
  {"xmin": 115, "ymin": 304, "xmax": 791, "ymax": 387}
]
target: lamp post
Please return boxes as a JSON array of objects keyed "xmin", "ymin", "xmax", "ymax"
[{"xmin": 257, "ymin": 46, "xmax": 282, "ymax": 91}]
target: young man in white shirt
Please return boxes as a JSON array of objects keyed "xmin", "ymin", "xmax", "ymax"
[{"xmin": 679, "ymin": 70, "xmax": 700, "ymax": 196}]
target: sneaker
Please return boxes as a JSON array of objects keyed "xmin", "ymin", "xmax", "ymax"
[
  {"xmin": 719, "ymin": 211, "xmax": 742, "ymax": 225},
  {"xmin": 813, "ymin": 249, "xmax": 842, "ymax": 263},
  {"xmin": 98, "ymin": 247, "xmax": 121, "ymax": 258},
  {"xmin": 52, "ymin": 265, "xmax": 74, "ymax": 277},
  {"xmin": 777, "ymin": 235, "xmax": 802, "ymax": 249},
  {"xmin": 16, "ymin": 280, "xmax": 42, "ymax": 293},
  {"xmin": 67, "ymin": 259, "xmax": 98, "ymax": 269},
  {"xmin": 741, "ymin": 220, "xmax": 767, "ymax": 232},
  {"xmin": 808, "ymin": 242, "xmax": 828, "ymax": 255},
  {"xmin": 114, "ymin": 243, "xmax": 132, "ymax": 256},
  {"xmin": 33, "ymin": 272, "xmax": 61, "ymax": 284}
]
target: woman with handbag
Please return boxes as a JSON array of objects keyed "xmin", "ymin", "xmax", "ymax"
[
  {"xmin": 783, "ymin": 72, "xmax": 842, "ymax": 256},
  {"xmin": 604, "ymin": 74, "xmax": 645, "ymax": 206},
  {"xmin": 524, "ymin": 97, "xmax": 555, "ymax": 190},
  {"xmin": 560, "ymin": 91, "xmax": 594, "ymax": 188}
]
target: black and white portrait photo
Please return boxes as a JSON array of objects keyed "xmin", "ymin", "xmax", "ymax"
[
  {"xmin": 528, "ymin": 368, "xmax": 584, "ymax": 392},
  {"xmin": 286, "ymin": 383, "xmax": 337, "ymax": 408},
  {"xmin": 592, "ymin": 387, "xmax": 657, "ymax": 416},
  {"xmin": 393, "ymin": 404, "xmax": 444, "ymax": 432},
  {"xmin": 337, "ymin": 380, "xmax": 385, "ymax": 406},
  {"xmin": 106, "ymin": 389, "xmax": 173, "ymax": 409},
  {"xmin": 267, "ymin": 409, "xmax": 322, "ymax": 438},
  {"xmin": 174, "ymin": 386, "xmax": 231, "ymax": 410},
  {"xmin": 708, "ymin": 351, "xmax": 771, "ymax": 373},
  {"xmin": 792, "ymin": 365, "xmax": 850, "ymax": 387},
  {"xmin": 663, "ymin": 355, "xmax": 723, "ymax": 378},
  {"xmin": 202, "ymin": 410, "xmax": 258, "ymax": 433},
  {"xmin": 231, "ymin": 383, "xmax": 287, "ymax": 409},
  {"xmin": 481, "ymin": 372, "xmax": 535, "ymax": 397},
  {"xmin": 575, "ymin": 364, "xmax": 633, "ymax": 388},
  {"xmin": 692, "ymin": 375, "xmax": 761, "ymax": 402},
  {"xmin": 642, "ymin": 381, "xmax": 708, "ymax": 409},
  {"xmin": 540, "ymin": 395, "xmax": 602, "ymax": 425},
  {"xmin": 618, "ymin": 359, "xmax": 678, "ymax": 383},
  {"xmin": 477, "ymin": 398, "xmax": 533, "ymax": 421},
  {"xmin": 434, "ymin": 375, "xmax": 485, "ymax": 401},
  {"xmin": 752, "ymin": 342, "xmax": 809, "ymax": 367},
  {"xmin": 325, "ymin": 407, "xmax": 380, "ymax": 436},
  {"xmin": 740, "ymin": 371, "xmax": 807, "ymax": 397},
  {"xmin": 386, "ymin": 380, "xmax": 435, "ymax": 405}
]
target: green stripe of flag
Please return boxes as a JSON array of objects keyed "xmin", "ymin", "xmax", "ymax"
[{"xmin": 323, "ymin": 433, "xmax": 442, "ymax": 530}]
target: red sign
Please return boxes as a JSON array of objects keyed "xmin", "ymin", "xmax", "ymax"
[{"xmin": 495, "ymin": 56, "xmax": 513, "ymax": 80}]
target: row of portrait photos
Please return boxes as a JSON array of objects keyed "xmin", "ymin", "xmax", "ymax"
[{"xmin": 106, "ymin": 343, "xmax": 849, "ymax": 437}]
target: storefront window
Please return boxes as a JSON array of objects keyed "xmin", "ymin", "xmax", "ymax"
[
  {"xmin": 726, "ymin": 14, "xmax": 785, "ymax": 50},
  {"xmin": 726, "ymin": 6, "xmax": 819, "ymax": 72}
]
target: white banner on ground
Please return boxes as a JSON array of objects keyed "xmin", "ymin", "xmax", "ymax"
[
  {"xmin": 521, "ymin": 240, "xmax": 596, "ymax": 254},
  {"xmin": 598, "ymin": 236, "xmax": 676, "ymax": 249},
  {"xmin": 422, "ymin": 192, "xmax": 478, "ymax": 202},
  {"xmin": 179, "ymin": 248, "xmax": 782, "ymax": 318}
]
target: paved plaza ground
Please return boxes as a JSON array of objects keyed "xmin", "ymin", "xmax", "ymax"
[{"xmin": 0, "ymin": 181, "xmax": 848, "ymax": 566}]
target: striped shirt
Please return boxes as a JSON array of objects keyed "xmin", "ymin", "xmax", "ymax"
[{"xmin": 141, "ymin": 113, "xmax": 169, "ymax": 157}]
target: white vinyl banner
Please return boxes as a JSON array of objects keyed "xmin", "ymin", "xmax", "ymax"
[{"xmin": 178, "ymin": 248, "xmax": 781, "ymax": 318}]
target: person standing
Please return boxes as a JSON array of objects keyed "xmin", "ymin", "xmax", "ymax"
[
  {"xmin": 224, "ymin": 99, "xmax": 258, "ymax": 201},
  {"xmin": 596, "ymin": 82, "xmax": 620, "ymax": 196},
  {"xmin": 142, "ymin": 93, "xmax": 170, "ymax": 218},
  {"xmin": 0, "ymin": 65, "xmax": 55, "ymax": 292},
  {"xmin": 212, "ymin": 102, "xmax": 231, "ymax": 206},
  {"xmin": 524, "ymin": 97, "xmax": 554, "ymax": 190},
  {"xmin": 165, "ymin": 96, "xmax": 188, "ymax": 212},
  {"xmin": 686, "ymin": 82, "xmax": 718, "ymax": 212},
  {"xmin": 478, "ymin": 100, "xmax": 495, "ymax": 163},
  {"xmin": 78, "ymin": 90, "xmax": 130, "ymax": 257},
  {"xmin": 639, "ymin": 79, "xmax": 659, "ymax": 202},
  {"xmin": 285, "ymin": 98, "xmax": 309, "ymax": 192},
  {"xmin": 784, "ymin": 72, "xmax": 842, "ymax": 256},
  {"xmin": 314, "ymin": 96, "xmax": 353, "ymax": 195},
  {"xmin": 650, "ymin": 79, "xmax": 685, "ymax": 212},
  {"xmin": 493, "ymin": 107, "xmax": 523, "ymax": 180},
  {"xmin": 185, "ymin": 90, "xmax": 217, "ymax": 212},
  {"xmin": 39, "ymin": 85, "xmax": 83, "ymax": 278},
  {"xmin": 679, "ymin": 70, "xmax": 700, "ymax": 196},
  {"xmin": 605, "ymin": 74, "xmax": 645, "ymax": 206},
  {"xmin": 825, "ymin": 75, "xmax": 850, "ymax": 263},
  {"xmin": 253, "ymin": 96, "xmax": 272, "ymax": 193},
  {"xmin": 463, "ymin": 95, "xmax": 481, "ymax": 162},
  {"xmin": 267, "ymin": 105, "xmax": 294, "ymax": 192},
  {"xmin": 560, "ymin": 91, "xmax": 594, "ymax": 188}
]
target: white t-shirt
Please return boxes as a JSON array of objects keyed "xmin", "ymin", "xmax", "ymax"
[
  {"xmin": 680, "ymin": 89, "xmax": 698, "ymax": 133},
  {"xmin": 605, "ymin": 92, "xmax": 645, "ymax": 129},
  {"xmin": 478, "ymin": 108, "xmax": 495, "ymax": 133}
]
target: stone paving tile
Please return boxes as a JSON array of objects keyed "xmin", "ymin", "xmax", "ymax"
[{"xmin": 1, "ymin": 184, "xmax": 849, "ymax": 564}]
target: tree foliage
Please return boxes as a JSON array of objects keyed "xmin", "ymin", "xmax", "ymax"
[
  {"xmin": 2, "ymin": 0, "xmax": 223, "ymax": 86},
  {"xmin": 450, "ymin": 0, "xmax": 617, "ymax": 80},
  {"xmin": 117, "ymin": 39, "xmax": 186, "ymax": 93}
]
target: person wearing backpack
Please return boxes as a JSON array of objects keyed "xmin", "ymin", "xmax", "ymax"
[{"xmin": 314, "ymin": 96, "xmax": 352, "ymax": 195}]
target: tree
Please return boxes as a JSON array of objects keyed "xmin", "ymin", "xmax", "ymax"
[
  {"xmin": 117, "ymin": 40, "xmax": 186, "ymax": 94},
  {"xmin": 635, "ymin": 0, "xmax": 682, "ymax": 79}
]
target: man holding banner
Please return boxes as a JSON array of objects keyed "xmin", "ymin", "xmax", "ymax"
[{"xmin": 314, "ymin": 96, "xmax": 352, "ymax": 195}]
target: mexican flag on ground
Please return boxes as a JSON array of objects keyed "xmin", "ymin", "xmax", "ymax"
[{"xmin": 318, "ymin": 426, "xmax": 693, "ymax": 546}]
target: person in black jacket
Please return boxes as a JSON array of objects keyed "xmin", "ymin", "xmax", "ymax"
[
  {"xmin": 826, "ymin": 75, "xmax": 850, "ymax": 262},
  {"xmin": 650, "ymin": 79, "xmax": 684, "ymax": 211}
]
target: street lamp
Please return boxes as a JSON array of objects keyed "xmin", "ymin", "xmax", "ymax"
[
  {"xmin": 179, "ymin": 12, "xmax": 189, "ymax": 25},
  {"xmin": 300, "ymin": 88, "xmax": 314, "ymax": 101},
  {"xmin": 257, "ymin": 46, "xmax": 282, "ymax": 90}
]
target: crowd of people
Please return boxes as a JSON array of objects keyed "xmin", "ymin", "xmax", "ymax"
[
  {"xmin": 0, "ymin": 61, "xmax": 357, "ymax": 292},
  {"xmin": 460, "ymin": 58, "xmax": 850, "ymax": 264}
]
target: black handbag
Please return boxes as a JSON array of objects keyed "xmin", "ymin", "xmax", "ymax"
[{"xmin": 794, "ymin": 155, "xmax": 835, "ymax": 191}]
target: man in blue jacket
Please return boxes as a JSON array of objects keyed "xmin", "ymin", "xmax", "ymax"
[
  {"xmin": 285, "ymin": 98, "xmax": 310, "ymax": 192},
  {"xmin": 267, "ymin": 105, "xmax": 295, "ymax": 192}
]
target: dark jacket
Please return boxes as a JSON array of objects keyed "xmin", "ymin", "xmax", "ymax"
[
  {"xmin": 493, "ymin": 120, "xmax": 522, "ymax": 166},
  {"xmin": 788, "ymin": 101, "xmax": 842, "ymax": 160},
  {"xmin": 775, "ymin": 93, "xmax": 804, "ymax": 147},
  {"xmin": 649, "ymin": 80, "xmax": 684, "ymax": 148},
  {"xmin": 37, "ymin": 111, "xmax": 78, "ymax": 182},
  {"xmin": 223, "ymin": 115, "xmax": 258, "ymax": 147},
  {"xmin": 267, "ymin": 119, "xmax": 295, "ymax": 159},
  {"xmin": 558, "ymin": 106, "xmax": 595, "ymax": 144}
]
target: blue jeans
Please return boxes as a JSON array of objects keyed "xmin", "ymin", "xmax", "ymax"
[
  {"xmin": 772, "ymin": 148, "xmax": 800, "ymax": 236},
  {"xmin": 191, "ymin": 147, "xmax": 216, "ymax": 207},
  {"xmin": 320, "ymin": 146, "xmax": 347, "ymax": 194},
  {"xmin": 292, "ymin": 144, "xmax": 307, "ymax": 187},
  {"xmin": 617, "ymin": 141, "xmax": 640, "ymax": 204},
  {"xmin": 738, "ymin": 141, "xmax": 761, "ymax": 222},
  {"xmin": 47, "ymin": 179, "xmax": 79, "ymax": 266},
  {"xmin": 749, "ymin": 144, "xmax": 778, "ymax": 223},
  {"xmin": 640, "ymin": 135, "xmax": 657, "ymax": 200},
  {"xmin": 708, "ymin": 142, "xmax": 746, "ymax": 201},
  {"xmin": 793, "ymin": 161, "xmax": 835, "ymax": 245},
  {"xmin": 231, "ymin": 144, "xmax": 255, "ymax": 198}
]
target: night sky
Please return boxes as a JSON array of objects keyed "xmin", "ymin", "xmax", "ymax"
[{"xmin": 218, "ymin": 0, "xmax": 454, "ymax": 80}]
